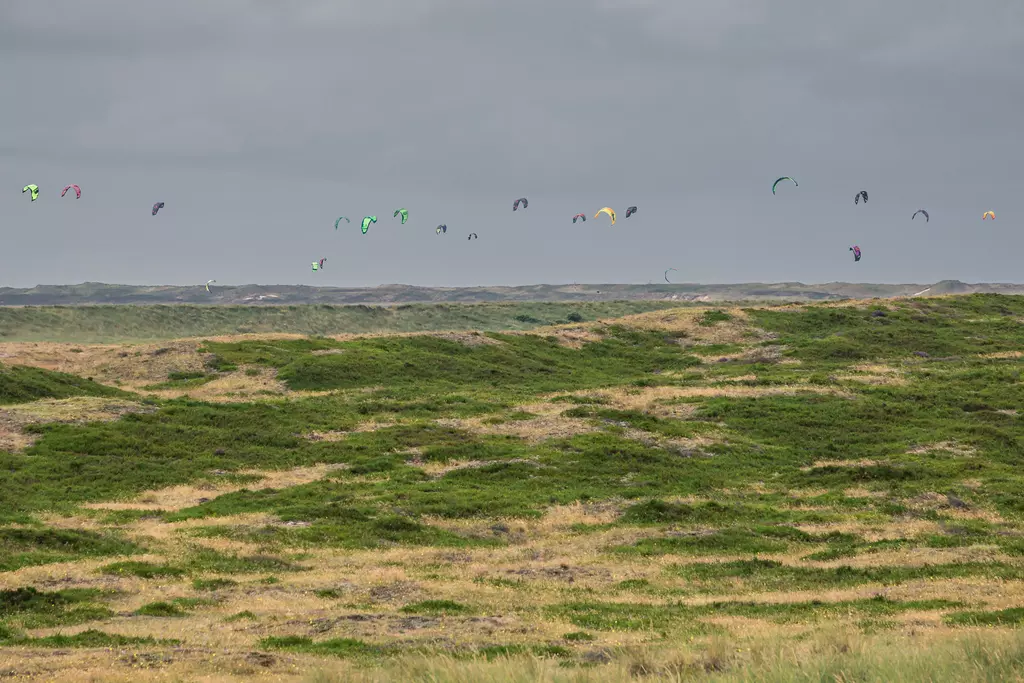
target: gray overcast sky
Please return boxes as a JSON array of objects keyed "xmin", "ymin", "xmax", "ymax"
[{"xmin": 1, "ymin": 1, "xmax": 1022, "ymax": 288}]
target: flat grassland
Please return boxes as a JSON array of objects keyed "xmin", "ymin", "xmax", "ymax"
[{"xmin": 2, "ymin": 295, "xmax": 1024, "ymax": 681}]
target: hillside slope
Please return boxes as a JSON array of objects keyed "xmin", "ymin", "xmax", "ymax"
[
  {"xmin": 1, "ymin": 294, "xmax": 1024, "ymax": 681},
  {"xmin": 0, "ymin": 301, "xmax": 681, "ymax": 343}
]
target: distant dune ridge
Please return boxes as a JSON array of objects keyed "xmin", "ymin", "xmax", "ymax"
[{"xmin": 0, "ymin": 279, "xmax": 1021, "ymax": 306}]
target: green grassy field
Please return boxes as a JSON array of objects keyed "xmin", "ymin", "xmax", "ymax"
[
  {"xmin": 2, "ymin": 295, "xmax": 1024, "ymax": 681},
  {"xmin": 0, "ymin": 301, "xmax": 682, "ymax": 343}
]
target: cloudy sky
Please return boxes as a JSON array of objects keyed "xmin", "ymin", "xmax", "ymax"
[{"xmin": 1, "ymin": 1, "xmax": 1022, "ymax": 287}]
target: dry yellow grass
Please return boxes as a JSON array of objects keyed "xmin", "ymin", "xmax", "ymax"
[
  {"xmin": 304, "ymin": 430, "xmax": 350, "ymax": 442},
  {"xmin": 435, "ymin": 415, "xmax": 596, "ymax": 444},
  {"xmin": 800, "ymin": 459, "xmax": 880, "ymax": 471},
  {"xmin": 814, "ymin": 299, "xmax": 901, "ymax": 310},
  {"xmin": 843, "ymin": 486, "xmax": 887, "ymax": 498},
  {"xmin": 980, "ymin": 351, "xmax": 1024, "ymax": 359},
  {"xmin": 81, "ymin": 463, "xmax": 349, "ymax": 512},
  {"xmin": 837, "ymin": 363, "xmax": 908, "ymax": 386},
  {"xmin": 529, "ymin": 305, "xmax": 776, "ymax": 350},
  {"xmin": 708, "ymin": 344, "xmax": 793, "ymax": 365},
  {"xmin": 0, "ymin": 338, "xmax": 314, "ymax": 403},
  {"xmin": 718, "ymin": 374, "xmax": 758, "ymax": 383},
  {"xmin": 619, "ymin": 427, "xmax": 718, "ymax": 455},
  {"xmin": 431, "ymin": 331, "xmax": 505, "ymax": 347},
  {"xmin": 607, "ymin": 307, "xmax": 775, "ymax": 346},
  {"xmin": 306, "ymin": 419, "xmax": 398, "ymax": 443},
  {"xmin": 145, "ymin": 366, "xmax": 299, "ymax": 402},
  {"xmin": 907, "ymin": 441, "xmax": 977, "ymax": 457},
  {"xmin": 410, "ymin": 458, "xmax": 541, "ymax": 479},
  {"xmin": 0, "ymin": 340, "xmax": 209, "ymax": 388},
  {"xmin": 561, "ymin": 384, "xmax": 852, "ymax": 421},
  {"xmin": 0, "ymin": 335, "xmax": 353, "ymax": 404},
  {"xmin": 544, "ymin": 326, "xmax": 604, "ymax": 349},
  {"xmin": 7, "ymin": 628, "xmax": 1024, "ymax": 683},
  {"xmin": 4, "ymin": 483, "xmax": 1022, "ymax": 682}
]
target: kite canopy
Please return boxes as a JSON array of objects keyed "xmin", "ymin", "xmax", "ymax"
[
  {"xmin": 467, "ymin": 233, "xmax": 478, "ymax": 240},
  {"xmin": 62, "ymin": 184, "xmax": 81, "ymax": 199},
  {"xmin": 22, "ymin": 185, "xmax": 39, "ymax": 201},
  {"xmin": 849, "ymin": 245, "xmax": 862, "ymax": 262},
  {"xmin": 513, "ymin": 197, "xmax": 528, "ymax": 211},
  {"xmin": 594, "ymin": 207, "xmax": 616, "ymax": 225},
  {"xmin": 983, "ymin": 211, "xmax": 996, "ymax": 220},
  {"xmin": 772, "ymin": 177, "xmax": 797, "ymax": 195},
  {"xmin": 626, "ymin": 206, "xmax": 638, "ymax": 218},
  {"xmin": 335, "ymin": 216, "xmax": 350, "ymax": 230},
  {"xmin": 854, "ymin": 190, "xmax": 868, "ymax": 205},
  {"xmin": 152, "ymin": 202, "xmax": 165, "ymax": 216},
  {"xmin": 393, "ymin": 208, "xmax": 408, "ymax": 224},
  {"xmin": 436, "ymin": 224, "xmax": 447, "ymax": 234},
  {"xmin": 572, "ymin": 213, "xmax": 586, "ymax": 224},
  {"xmin": 664, "ymin": 267, "xmax": 677, "ymax": 283},
  {"xmin": 361, "ymin": 216, "xmax": 377, "ymax": 234},
  {"xmin": 205, "ymin": 279, "xmax": 216, "ymax": 293},
  {"xmin": 912, "ymin": 209, "xmax": 929, "ymax": 222}
]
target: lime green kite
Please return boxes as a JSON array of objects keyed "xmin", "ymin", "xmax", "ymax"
[
  {"xmin": 22, "ymin": 184, "xmax": 39, "ymax": 201},
  {"xmin": 361, "ymin": 216, "xmax": 377, "ymax": 234},
  {"xmin": 393, "ymin": 208, "xmax": 408, "ymax": 224}
]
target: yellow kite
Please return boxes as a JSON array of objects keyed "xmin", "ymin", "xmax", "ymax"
[{"xmin": 594, "ymin": 207, "xmax": 616, "ymax": 225}]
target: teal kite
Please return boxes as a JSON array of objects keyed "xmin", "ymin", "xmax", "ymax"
[
  {"xmin": 772, "ymin": 177, "xmax": 798, "ymax": 195},
  {"xmin": 334, "ymin": 216, "xmax": 350, "ymax": 230},
  {"xmin": 393, "ymin": 208, "xmax": 408, "ymax": 224}
]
